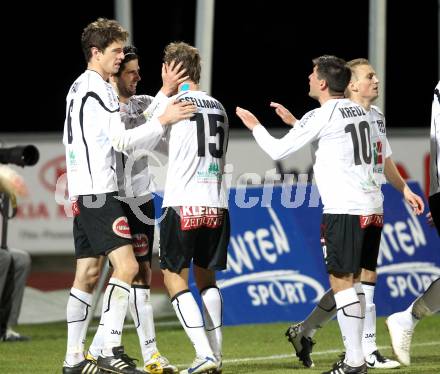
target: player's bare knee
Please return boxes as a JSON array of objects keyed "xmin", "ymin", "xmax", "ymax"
[
  {"xmin": 360, "ymin": 268, "xmax": 377, "ymax": 283},
  {"xmin": 74, "ymin": 272, "xmax": 96, "ymax": 293},
  {"xmin": 86, "ymin": 268, "xmax": 100, "ymax": 288},
  {"xmin": 124, "ymin": 260, "xmax": 139, "ymax": 280}
]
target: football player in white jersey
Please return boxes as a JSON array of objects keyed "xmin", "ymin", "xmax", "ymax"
[
  {"xmin": 86, "ymin": 45, "xmax": 184, "ymax": 374},
  {"xmin": 237, "ymin": 55, "xmax": 390, "ymax": 374},
  {"xmin": 386, "ymin": 81, "xmax": 440, "ymax": 366},
  {"xmin": 62, "ymin": 19, "xmax": 196, "ymax": 374},
  {"xmin": 159, "ymin": 42, "xmax": 229, "ymax": 374},
  {"xmin": 283, "ymin": 58, "xmax": 423, "ymax": 370}
]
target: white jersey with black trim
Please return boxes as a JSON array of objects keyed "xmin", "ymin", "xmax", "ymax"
[
  {"xmin": 162, "ymin": 90, "xmax": 229, "ymax": 208},
  {"xmin": 252, "ymin": 98, "xmax": 384, "ymax": 214},
  {"xmin": 63, "ymin": 70, "xmax": 164, "ymax": 198},
  {"xmin": 117, "ymin": 92, "xmax": 168, "ymax": 197},
  {"xmin": 429, "ymin": 81, "xmax": 440, "ymax": 196}
]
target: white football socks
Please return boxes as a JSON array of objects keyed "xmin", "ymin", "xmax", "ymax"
[
  {"xmin": 201, "ymin": 286, "xmax": 223, "ymax": 361},
  {"xmin": 334, "ymin": 287, "xmax": 364, "ymax": 368},
  {"xmin": 171, "ymin": 290, "xmax": 214, "ymax": 359},
  {"xmin": 129, "ymin": 285, "xmax": 158, "ymax": 362},
  {"xmin": 65, "ymin": 288, "xmax": 93, "ymax": 366}
]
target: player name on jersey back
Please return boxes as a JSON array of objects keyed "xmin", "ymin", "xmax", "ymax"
[
  {"xmin": 339, "ymin": 105, "xmax": 366, "ymax": 118},
  {"xmin": 179, "ymin": 96, "xmax": 224, "ymax": 110}
]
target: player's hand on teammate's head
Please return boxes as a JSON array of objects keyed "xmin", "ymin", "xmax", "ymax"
[
  {"xmin": 161, "ymin": 60, "xmax": 189, "ymax": 97},
  {"xmin": 159, "ymin": 100, "xmax": 197, "ymax": 126},
  {"xmin": 270, "ymin": 102, "xmax": 297, "ymax": 126},
  {"xmin": 236, "ymin": 107, "xmax": 261, "ymax": 131}
]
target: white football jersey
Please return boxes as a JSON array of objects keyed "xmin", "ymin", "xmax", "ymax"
[
  {"xmin": 430, "ymin": 81, "xmax": 440, "ymax": 196},
  {"xmin": 253, "ymin": 98, "xmax": 385, "ymax": 214},
  {"xmin": 63, "ymin": 70, "xmax": 164, "ymax": 197},
  {"xmin": 117, "ymin": 92, "xmax": 168, "ymax": 197},
  {"xmin": 162, "ymin": 90, "xmax": 229, "ymax": 208}
]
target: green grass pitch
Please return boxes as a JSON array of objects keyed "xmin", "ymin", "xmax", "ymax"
[{"xmin": 1, "ymin": 315, "xmax": 439, "ymax": 373}]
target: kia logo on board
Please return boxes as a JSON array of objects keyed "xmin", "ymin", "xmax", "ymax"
[{"xmin": 39, "ymin": 155, "xmax": 66, "ymax": 193}]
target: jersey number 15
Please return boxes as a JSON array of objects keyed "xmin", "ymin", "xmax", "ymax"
[{"xmin": 191, "ymin": 113, "xmax": 226, "ymax": 158}]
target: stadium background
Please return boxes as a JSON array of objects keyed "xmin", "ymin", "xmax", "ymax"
[{"xmin": 5, "ymin": 0, "xmax": 439, "ymax": 132}]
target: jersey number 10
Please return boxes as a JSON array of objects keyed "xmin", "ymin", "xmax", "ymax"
[{"xmin": 345, "ymin": 121, "xmax": 372, "ymax": 165}]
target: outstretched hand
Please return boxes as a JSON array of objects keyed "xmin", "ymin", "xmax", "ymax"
[
  {"xmin": 161, "ymin": 60, "xmax": 189, "ymax": 97},
  {"xmin": 236, "ymin": 107, "xmax": 261, "ymax": 130},
  {"xmin": 270, "ymin": 102, "xmax": 297, "ymax": 126}
]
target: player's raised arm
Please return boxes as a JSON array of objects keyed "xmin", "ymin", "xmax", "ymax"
[{"xmin": 270, "ymin": 102, "xmax": 297, "ymax": 126}]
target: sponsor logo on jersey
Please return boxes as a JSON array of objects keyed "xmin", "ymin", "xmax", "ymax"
[
  {"xmin": 70, "ymin": 81, "xmax": 79, "ymax": 94},
  {"xmin": 106, "ymin": 84, "xmax": 119, "ymax": 109},
  {"xmin": 112, "ymin": 217, "xmax": 132, "ymax": 239},
  {"xmin": 180, "ymin": 206, "xmax": 223, "ymax": 230},
  {"xmin": 376, "ymin": 119, "xmax": 386, "ymax": 134},
  {"xmin": 373, "ymin": 140, "xmax": 383, "ymax": 166},
  {"xmin": 68, "ymin": 150, "xmax": 77, "ymax": 166},
  {"xmin": 298, "ymin": 110, "xmax": 316, "ymax": 128},
  {"xmin": 132, "ymin": 233, "xmax": 149, "ymax": 256},
  {"xmin": 196, "ymin": 162, "xmax": 222, "ymax": 183}
]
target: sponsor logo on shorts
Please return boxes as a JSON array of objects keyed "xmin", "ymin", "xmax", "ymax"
[
  {"xmin": 71, "ymin": 200, "xmax": 80, "ymax": 216},
  {"xmin": 180, "ymin": 206, "xmax": 223, "ymax": 231},
  {"xmin": 360, "ymin": 214, "xmax": 384, "ymax": 228},
  {"xmin": 112, "ymin": 217, "xmax": 132, "ymax": 239},
  {"xmin": 133, "ymin": 233, "xmax": 149, "ymax": 257}
]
